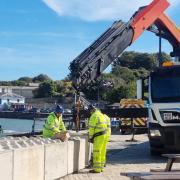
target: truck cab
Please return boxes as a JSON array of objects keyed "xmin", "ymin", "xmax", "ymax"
[{"xmin": 147, "ymin": 63, "xmax": 180, "ymax": 154}]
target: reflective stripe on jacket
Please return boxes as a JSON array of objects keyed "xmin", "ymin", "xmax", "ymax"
[
  {"xmin": 104, "ymin": 114, "xmax": 111, "ymax": 138},
  {"xmin": 88, "ymin": 110, "xmax": 108, "ymax": 139},
  {"xmin": 43, "ymin": 112, "xmax": 66, "ymax": 138}
]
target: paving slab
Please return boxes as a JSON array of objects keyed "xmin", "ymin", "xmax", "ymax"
[{"xmin": 58, "ymin": 133, "xmax": 180, "ymax": 180}]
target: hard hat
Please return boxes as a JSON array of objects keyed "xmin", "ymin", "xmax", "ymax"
[{"xmin": 55, "ymin": 105, "xmax": 64, "ymax": 114}]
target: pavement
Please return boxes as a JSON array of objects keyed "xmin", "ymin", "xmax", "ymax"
[{"xmin": 59, "ymin": 132, "xmax": 180, "ymax": 180}]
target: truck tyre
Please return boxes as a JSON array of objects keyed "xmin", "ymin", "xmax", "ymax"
[{"xmin": 150, "ymin": 148, "xmax": 161, "ymax": 156}]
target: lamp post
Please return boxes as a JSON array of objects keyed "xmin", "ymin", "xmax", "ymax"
[{"xmin": 158, "ymin": 29, "xmax": 162, "ymax": 67}]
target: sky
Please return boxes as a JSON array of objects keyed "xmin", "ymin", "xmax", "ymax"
[{"xmin": 0, "ymin": 0, "xmax": 179, "ymax": 81}]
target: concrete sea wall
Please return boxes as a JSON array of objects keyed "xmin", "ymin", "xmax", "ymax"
[{"xmin": 0, "ymin": 132, "xmax": 90, "ymax": 180}]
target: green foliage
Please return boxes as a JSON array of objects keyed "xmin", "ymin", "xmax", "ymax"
[
  {"xmin": 33, "ymin": 81, "xmax": 56, "ymax": 98},
  {"xmin": 111, "ymin": 66, "xmax": 136, "ymax": 83},
  {"xmin": 152, "ymin": 52, "xmax": 172, "ymax": 63},
  {"xmin": 0, "ymin": 81, "xmax": 13, "ymax": 86},
  {"xmin": 32, "ymin": 74, "xmax": 52, "ymax": 82},
  {"xmin": 132, "ymin": 68, "xmax": 149, "ymax": 79},
  {"xmin": 18, "ymin": 77, "xmax": 32, "ymax": 83},
  {"xmin": 0, "ymin": 74, "xmax": 52, "ymax": 86},
  {"xmin": 106, "ymin": 83, "xmax": 136, "ymax": 103},
  {"xmin": 82, "ymin": 51, "xmax": 171, "ymax": 103},
  {"xmin": 55, "ymin": 80, "xmax": 74, "ymax": 97},
  {"xmin": 113, "ymin": 51, "xmax": 158, "ymax": 70},
  {"xmin": 113, "ymin": 51, "xmax": 172, "ymax": 71}
]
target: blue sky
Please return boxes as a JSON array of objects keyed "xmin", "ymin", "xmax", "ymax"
[{"xmin": 0, "ymin": 0, "xmax": 179, "ymax": 81}]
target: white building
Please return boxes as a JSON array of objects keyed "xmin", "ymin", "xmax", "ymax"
[
  {"xmin": 0, "ymin": 84, "xmax": 39, "ymax": 98},
  {"xmin": 0, "ymin": 92, "xmax": 25, "ymax": 105}
]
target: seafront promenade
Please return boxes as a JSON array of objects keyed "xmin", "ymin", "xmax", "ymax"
[{"xmin": 60, "ymin": 134, "xmax": 180, "ymax": 180}]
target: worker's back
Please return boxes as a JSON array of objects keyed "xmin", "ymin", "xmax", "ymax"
[{"xmin": 104, "ymin": 114, "xmax": 111, "ymax": 138}]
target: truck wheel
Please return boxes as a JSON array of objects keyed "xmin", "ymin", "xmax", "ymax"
[{"xmin": 150, "ymin": 148, "xmax": 161, "ymax": 156}]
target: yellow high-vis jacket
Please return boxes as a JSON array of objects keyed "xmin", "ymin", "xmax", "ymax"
[
  {"xmin": 104, "ymin": 114, "xmax": 111, "ymax": 138},
  {"xmin": 43, "ymin": 112, "xmax": 66, "ymax": 138},
  {"xmin": 88, "ymin": 109, "xmax": 108, "ymax": 140}
]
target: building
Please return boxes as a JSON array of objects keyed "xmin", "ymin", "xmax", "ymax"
[
  {"xmin": 0, "ymin": 92, "xmax": 25, "ymax": 105},
  {"xmin": 12, "ymin": 87, "xmax": 37, "ymax": 98},
  {"xmin": 0, "ymin": 84, "xmax": 39, "ymax": 98}
]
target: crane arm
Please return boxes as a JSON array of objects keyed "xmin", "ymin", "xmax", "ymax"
[
  {"xmin": 69, "ymin": 0, "xmax": 180, "ymax": 90},
  {"xmin": 154, "ymin": 13, "xmax": 180, "ymax": 57},
  {"xmin": 69, "ymin": 21, "xmax": 134, "ymax": 90}
]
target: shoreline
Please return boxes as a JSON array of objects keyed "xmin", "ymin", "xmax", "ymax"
[
  {"xmin": 0, "ymin": 111, "xmax": 73, "ymax": 120},
  {"xmin": 0, "ymin": 111, "xmax": 49, "ymax": 120}
]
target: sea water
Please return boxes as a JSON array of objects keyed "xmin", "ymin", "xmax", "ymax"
[{"xmin": 0, "ymin": 118, "xmax": 45, "ymax": 135}]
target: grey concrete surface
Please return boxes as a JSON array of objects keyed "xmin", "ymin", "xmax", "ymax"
[
  {"xmin": 67, "ymin": 140, "xmax": 75, "ymax": 174},
  {"xmin": 69, "ymin": 131, "xmax": 90, "ymax": 166},
  {"xmin": 0, "ymin": 150, "xmax": 13, "ymax": 180},
  {"xmin": 59, "ymin": 133, "xmax": 180, "ymax": 180},
  {"xmin": 73, "ymin": 138, "xmax": 86, "ymax": 172},
  {"xmin": 0, "ymin": 134, "xmax": 88, "ymax": 180},
  {"xmin": 13, "ymin": 146, "xmax": 44, "ymax": 180},
  {"xmin": 45, "ymin": 142, "xmax": 68, "ymax": 180}
]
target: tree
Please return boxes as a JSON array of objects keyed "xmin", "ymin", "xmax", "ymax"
[
  {"xmin": 55, "ymin": 81, "xmax": 64, "ymax": 96},
  {"xmin": 33, "ymin": 74, "xmax": 52, "ymax": 83},
  {"xmin": 33, "ymin": 81, "xmax": 56, "ymax": 98},
  {"xmin": 111, "ymin": 66, "xmax": 136, "ymax": 83},
  {"xmin": 18, "ymin": 77, "xmax": 32, "ymax": 83},
  {"xmin": 54, "ymin": 80, "xmax": 74, "ymax": 97},
  {"xmin": 13, "ymin": 81, "xmax": 27, "ymax": 86},
  {"xmin": 113, "ymin": 51, "xmax": 158, "ymax": 71},
  {"xmin": 132, "ymin": 68, "xmax": 150, "ymax": 79},
  {"xmin": 105, "ymin": 83, "xmax": 136, "ymax": 103},
  {"xmin": 113, "ymin": 51, "xmax": 172, "ymax": 71},
  {"xmin": 152, "ymin": 52, "xmax": 172, "ymax": 64}
]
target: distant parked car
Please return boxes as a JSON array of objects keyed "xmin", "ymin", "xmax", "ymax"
[
  {"xmin": 29, "ymin": 108, "xmax": 38, "ymax": 113},
  {"xmin": 111, "ymin": 118, "xmax": 121, "ymax": 132},
  {"xmin": 40, "ymin": 108, "xmax": 54, "ymax": 113},
  {"xmin": 64, "ymin": 109, "xmax": 72, "ymax": 113}
]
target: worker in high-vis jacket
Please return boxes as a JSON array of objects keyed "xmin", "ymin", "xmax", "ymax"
[
  {"xmin": 43, "ymin": 105, "xmax": 67, "ymax": 141},
  {"xmin": 88, "ymin": 104, "xmax": 108, "ymax": 173},
  {"xmin": 102, "ymin": 114, "xmax": 111, "ymax": 167}
]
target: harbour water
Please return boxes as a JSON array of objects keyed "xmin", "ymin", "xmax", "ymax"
[{"xmin": 0, "ymin": 118, "xmax": 45, "ymax": 135}]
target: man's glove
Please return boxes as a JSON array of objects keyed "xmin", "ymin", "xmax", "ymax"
[{"xmin": 53, "ymin": 131, "xmax": 70, "ymax": 142}]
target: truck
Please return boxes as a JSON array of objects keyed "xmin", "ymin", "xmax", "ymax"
[
  {"xmin": 69, "ymin": 0, "xmax": 180, "ymax": 154},
  {"xmin": 138, "ymin": 62, "xmax": 180, "ymax": 155}
]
